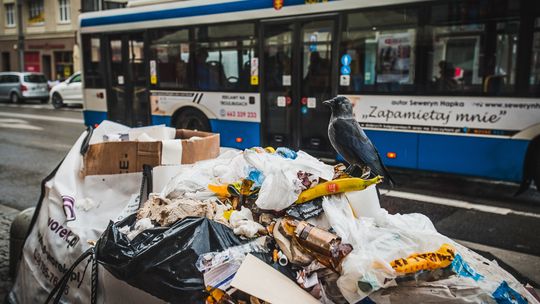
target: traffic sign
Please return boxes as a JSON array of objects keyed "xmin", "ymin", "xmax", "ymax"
[
  {"xmin": 341, "ymin": 54, "xmax": 351, "ymax": 66},
  {"xmin": 340, "ymin": 65, "xmax": 351, "ymax": 75}
]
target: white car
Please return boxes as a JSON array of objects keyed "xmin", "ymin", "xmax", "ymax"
[{"xmin": 49, "ymin": 72, "xmax": 83, "ymax": 109}]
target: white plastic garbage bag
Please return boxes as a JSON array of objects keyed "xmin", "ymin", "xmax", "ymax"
[
  {"xmin": 245, "ymin": 150, "xmax": 333, "ymax": 211},
  {"xmin": 161, "ymin": 149, "xmax": 245, "ymax": 200},
  {"xmin": 322, "ymin": 194, "xmax": 540, "ymax": 304},
  {"xmin": 9, "ymin": 123, "xmax": 146, "ymax": 304},
  {"xmin": 321, "ymin": 195, "xmax": 450, "ymax": 303}
]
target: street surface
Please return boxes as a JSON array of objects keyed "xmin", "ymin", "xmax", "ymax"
[{"xmin": 0, "ymin": 102, "xmax": 539, "ymax": 299}]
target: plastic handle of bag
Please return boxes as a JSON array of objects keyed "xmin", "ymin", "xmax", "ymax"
[
  {"xmin": 79, "ymin": 126, "xmax": 94, "ymax": 156},
  {"xmin": 138, "ymin": 164, "xmax": 153, "ymax": 209},
  {"xmin": 45, "ymin": 247, "xmax": 98, "ymax": 304}
]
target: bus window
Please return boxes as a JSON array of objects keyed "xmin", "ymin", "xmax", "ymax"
[
  {"xmin": 489, "ymin": 21, "xmax": 519, "ymax": 95},
  {"xmin": 428, "ymin": 24, "xmax": 485, "ymax": 94},
  {"xmin": 339, "ymin": 8, "xmax": 417, "ymax": 94},
  {"xmin": 531, "ymin": 17, "xmax": 540, "ymax": 95},
  {"xmin": 194, "ymin": 22, "xmax": 257, "ymax": 92},
  {"xmin": 149, "ymin": 28, "xmax": 191, "ymax": 90},
  {"xmin": 427, "ymin": 0, "xmax": 520, "ymax": 96},
  {"xmin": 302, "ymin": 20, "xmax": 332, "ymax": 97},
  {"xmin": 82, "ymin": 35, "xmax": 104, "ymax": 88}
]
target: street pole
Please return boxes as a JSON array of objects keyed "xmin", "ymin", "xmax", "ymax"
[{"xmin": 17, "ymin": 0, "xmax": 24, "ymax": 72}]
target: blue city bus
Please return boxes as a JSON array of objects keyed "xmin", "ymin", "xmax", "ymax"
[{"xmin": 79, "ymin": 0, "xmax": 540, "ymax": 187}]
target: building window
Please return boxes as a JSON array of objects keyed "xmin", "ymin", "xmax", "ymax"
[
  {"xmin": 29, "ymin": 0, "xmax": 45, "ymax": 25},
  {"xmin": 5, "ymin": 4, "xmax": 15, "ymax": 27},
  {"xmin": 58, "ymin": 0, "xmax": 70, "ymax": 22},
  {"xmin": 54, "ymin": 52, "xmax": 74, "ymax": 80}
]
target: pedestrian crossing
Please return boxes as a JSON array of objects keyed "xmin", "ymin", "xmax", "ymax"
[{"xmin": 0, "ymin": 103, "xmax": 82, "ymax": 111}]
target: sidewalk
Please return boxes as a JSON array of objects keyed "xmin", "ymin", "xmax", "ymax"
[{"xmin": 0, "ymin": 204, "xmax": 19, "ymax": 301}]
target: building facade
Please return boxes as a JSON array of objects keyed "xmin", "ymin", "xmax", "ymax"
[{"xmin": 0, "ymin": 0, "xmax": 81, "ymax": 81}]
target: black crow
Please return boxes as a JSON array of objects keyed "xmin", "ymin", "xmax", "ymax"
[{"xmin": 323, "ymin": 96, "xmax": 395, "ymax": 186}]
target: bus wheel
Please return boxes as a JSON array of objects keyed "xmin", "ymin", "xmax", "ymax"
[
  {"xmin": 172, "ymin": 108, "xmax": 211, "ymax": 132},
  {"xmin": 518, "ymin": 137, "xmax": 540, "ymax": 195},
  {"xmin": 533, "ymin": 146, "xmax": 540, "ymax": 193}
]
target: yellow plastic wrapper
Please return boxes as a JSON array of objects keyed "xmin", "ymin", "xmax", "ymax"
[
  {"xmin": 208, "ymin": 184, "xmax": 230, "ymax": 198},
  {"xmin": 390, "ymin": 243, "xmax": 456, "ymax": 274}
]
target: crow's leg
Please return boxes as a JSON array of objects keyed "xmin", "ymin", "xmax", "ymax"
[
  {"xmin": 360, "ymin": 165, "xmax": 371, "ymax": 179},
  {"xmin": 345, "ymin": 164, "xmax": 356, "ymax": 175}
]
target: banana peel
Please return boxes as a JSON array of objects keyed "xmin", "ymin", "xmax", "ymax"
[{"xmin": 295, "ymin": 176, "xmax": 383, "ymax": 204}]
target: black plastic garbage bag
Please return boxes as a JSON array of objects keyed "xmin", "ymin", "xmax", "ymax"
[{"xmin": 96, "ymin": 214, "xmax": 244, "ymax": 303}]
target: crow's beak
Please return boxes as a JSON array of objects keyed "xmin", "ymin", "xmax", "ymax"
[{"xmin": 322, "ymin": 99, "xmax": 332, "ymax": 107}]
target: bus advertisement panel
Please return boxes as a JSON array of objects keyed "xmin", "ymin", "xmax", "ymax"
[{"xmin": 348, "ymin": 96, "xmax": 540, "ymax": 138}]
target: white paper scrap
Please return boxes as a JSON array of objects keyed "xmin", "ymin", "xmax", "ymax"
[
  {"xmin": 152, "ymin": 165, "xmax": 185, "ymax": 193},
  {"xmin": 161, "ymin": 139, "xmax": 183, "ymax": 165},
  {"xmin": 230, "ymin": 254, "xmax": 319, "ymax": 304}
]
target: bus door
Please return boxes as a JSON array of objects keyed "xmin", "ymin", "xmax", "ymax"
[
  {"xmin": 261, "ymin": 17, "xmax": 337, "ymax": 157},
  {"xmin": 106, "ymin": 33, "xmax": 150, "ymax": 127}
]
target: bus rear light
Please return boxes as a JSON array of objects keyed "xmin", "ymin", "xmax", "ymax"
[
  {"xmin": 20, "ymin": 84, "xmax": 28, "ymax": 92},
  {"xmin": 235, "ymin": 137, "xmax": 243, "ymax": 143},
  {"xmin": 386, "ymin": 152, "xmax": 397, "ymax": 159},
  {"xmin": 94, "ymin": 124, "xmax": 99, "ymax": 128}
]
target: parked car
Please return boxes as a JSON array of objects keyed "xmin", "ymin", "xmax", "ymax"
[
  {"xmin": 49, "ymin": 72, "xmax": 83, "ymax": 109},
  {"xmin": 0, "ymin": 72, "xmax": 49, "ymax": 103}
]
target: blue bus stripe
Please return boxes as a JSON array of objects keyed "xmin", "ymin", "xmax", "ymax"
[{"xmin": 81, "ymin": 0, "xmax": 307, "ymax": 27}]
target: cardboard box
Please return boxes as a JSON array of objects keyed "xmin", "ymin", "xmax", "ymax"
[{"xmin": 84, "ymin": 129, "xmax": 220, "ymax": 176}]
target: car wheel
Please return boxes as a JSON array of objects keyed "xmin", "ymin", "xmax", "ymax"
[
  {"xmin": 10, "ymin": 92, "xmax": 20, "ymax": 104},
  {"xmin": 51, "ymin": 93, "xmax": 64, "ymax": 109},
  {"xmin": 173, "ymin": 108, "xmax": 211, "ymax": 132}
]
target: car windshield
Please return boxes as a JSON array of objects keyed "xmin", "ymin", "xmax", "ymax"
[{"xmin": 24, "ymin": 74, "xmax": 47, "ymax": 83}]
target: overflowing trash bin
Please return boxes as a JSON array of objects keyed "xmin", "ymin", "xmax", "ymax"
[{"xmin": 8, "ymin": 121, "xmax": 540, "ymax": 304}]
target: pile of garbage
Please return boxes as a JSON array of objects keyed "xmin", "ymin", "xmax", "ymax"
[{"xmin": 99, "ymin": 146, "xmax": 539, "ymax": 304}]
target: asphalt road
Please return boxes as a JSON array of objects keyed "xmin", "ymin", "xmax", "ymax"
[
  {"xmin": 0, "ymin": 102, "xmax": 539, "ymax": 296},
  {"xmin": 0, "ymin": 102, "xmax": 85, "ymax": 210}
]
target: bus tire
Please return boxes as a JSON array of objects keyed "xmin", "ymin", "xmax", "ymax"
[
  {"xmin": 533, "ymin": 144, "xmax": 540, "ymax": 193},
  {"xmin": 517, "ymin": 136, "xmax": 540, "ymax": 195},
  {"xmin": 172, "ymin": 108, "xmax": 211, "ymax": 132}
]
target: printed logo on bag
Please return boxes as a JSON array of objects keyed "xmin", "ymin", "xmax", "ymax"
[
  {"xmin": 47, "ymin": 217, "xmax": 80, "ymax": 248},
  {"xmin": 327, "ymin": 183, "xmax": 338, "ymax": 193},
  {"xmin": 34, "ymin": 232, "xmax": 84, "ymax": 295}
]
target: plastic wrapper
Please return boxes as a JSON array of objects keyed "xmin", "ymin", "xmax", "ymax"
[
  {"xmin": 196, "ymin": 237, "xmax": 269, "ymax": 273},
  {"xmin": 161, "ymin": 150, "xmax": 246, "ymax": 199},
  {"xmin": 96, "ymin": 214, "xmax": 244, "ymax": 303},
  {"xmin": 229, "ymin": 207, "xmax": 266, "ymax": 238},
  {"xmin": 244, "ymin": 149, "xmax": 333, "ymax": 211},
  {"xmin": 321, "ymin": 195, "xmax": 451, "ymax": 302},
  {"xmin": 286, "ymin": 198, "xmax": 324, "ymax": 220}
]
